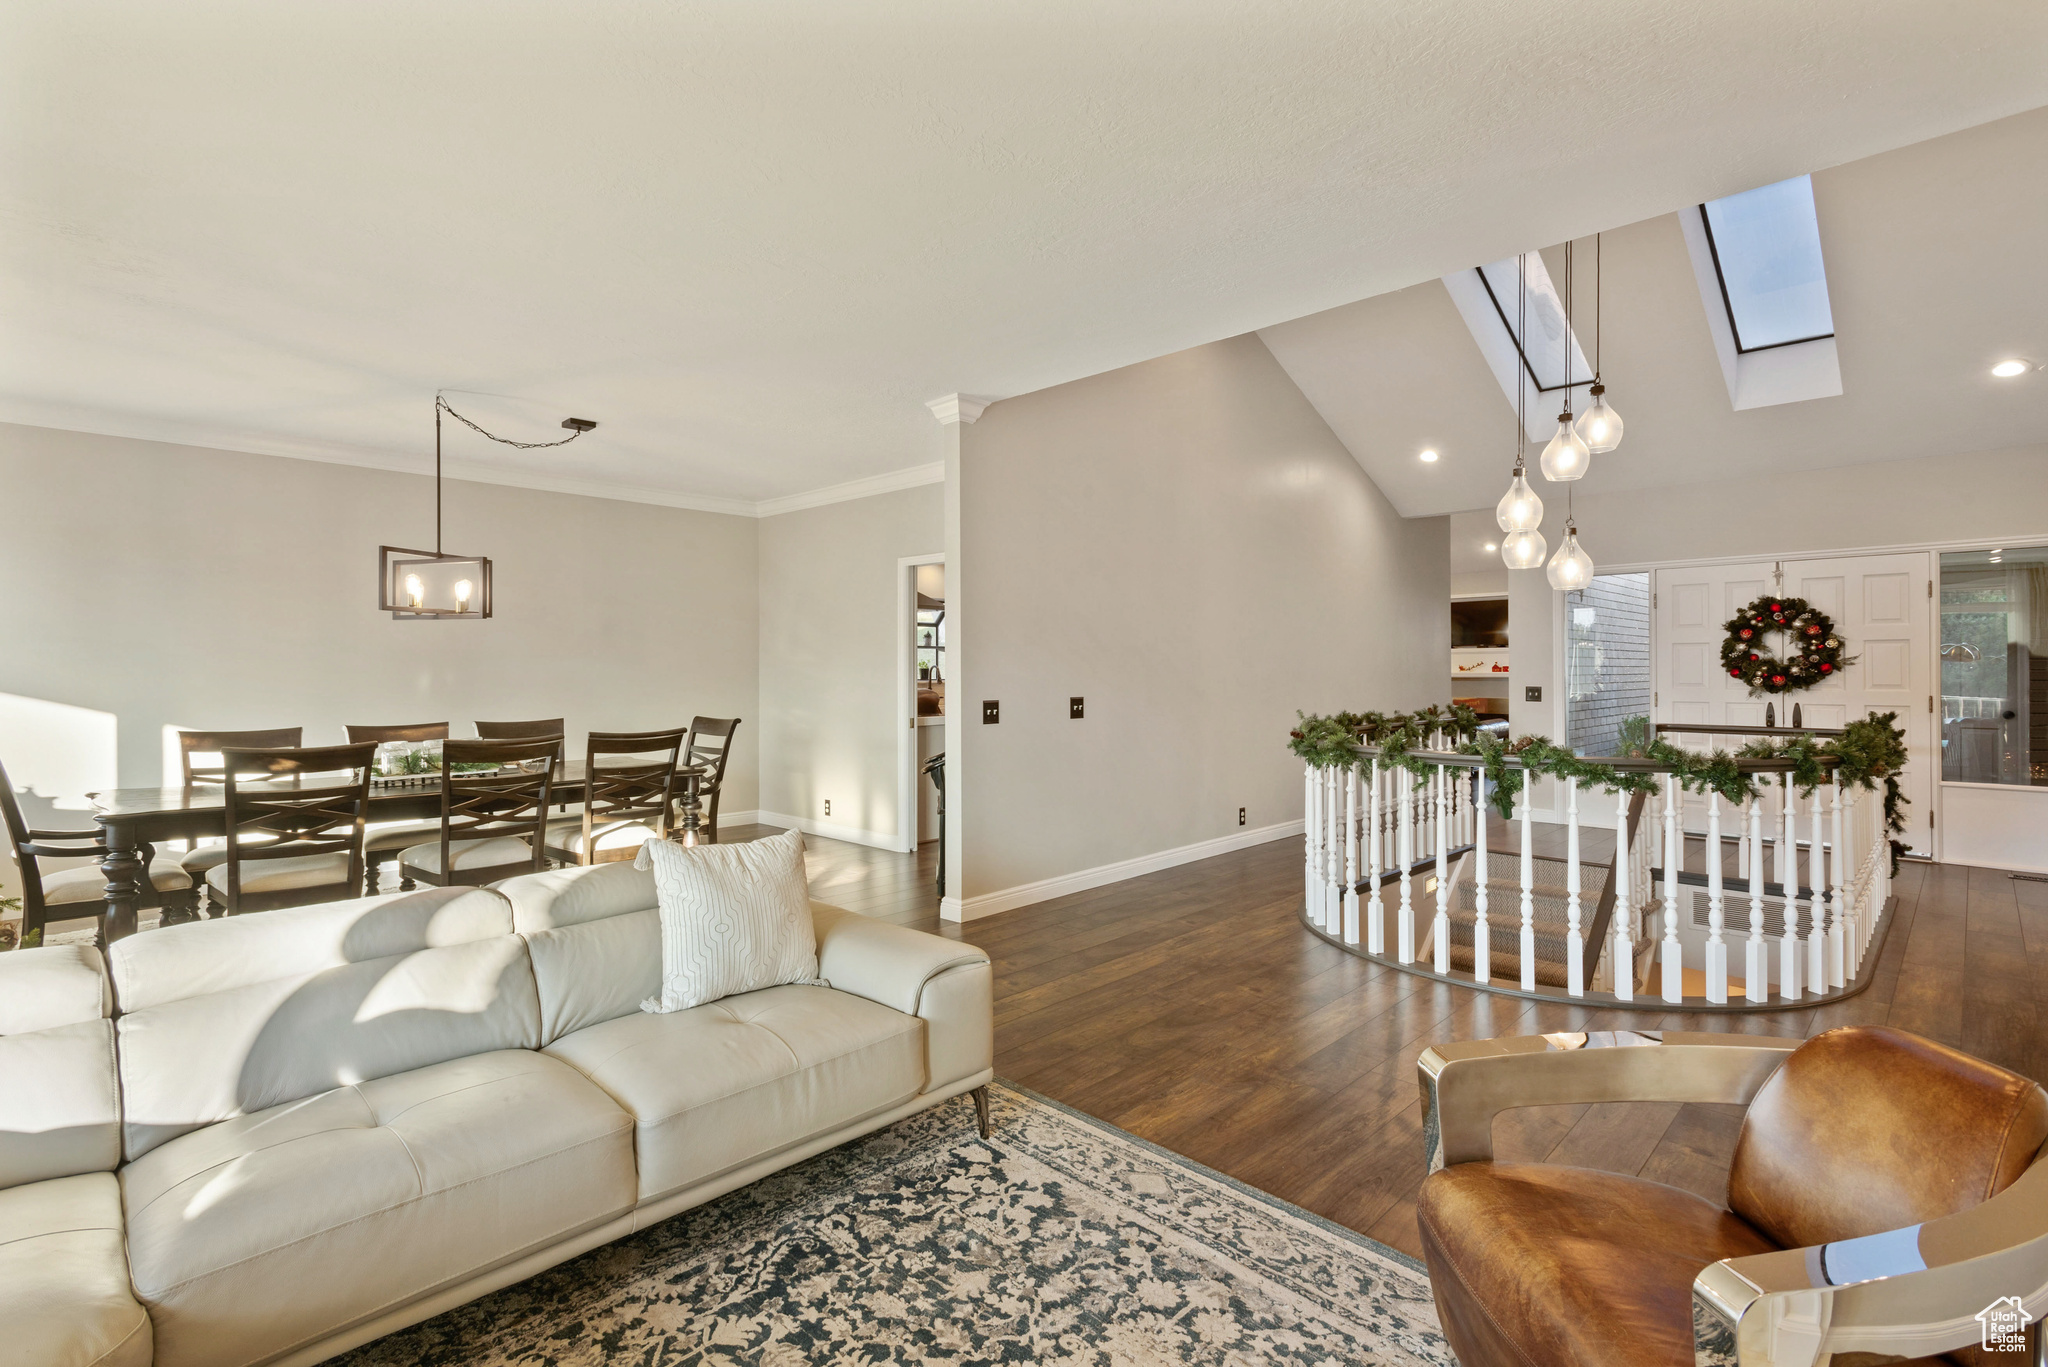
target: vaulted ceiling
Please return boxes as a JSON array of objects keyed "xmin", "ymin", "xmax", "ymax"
[
  {"xmin": 6, "ymin": 2, "xmax": 2047, "ymax": 510},
  {"xmin": 1259, "ymin": 107, "xmax": 2048, "ymax": 519}
]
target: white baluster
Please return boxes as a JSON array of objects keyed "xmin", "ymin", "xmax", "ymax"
[
  {"xmin": 1808, "ymin": 784, "xmax": 1828, "ymax": 992},
  {"xmin": 1611, "ymin": 786, "xmax": 1633, "ymax": 1001},
  {"xmin": 1343, "ymin": 764, "xmax": 1361, "ymax": 945},
  {"xmin": 1304, "ymin": 762, "xmax": 1318, "ymax": 923},
  {"xmin": 1327, "ymin": 766, "xmax": 1344, "ymax": 931},
  {"xmin": 1839, "ymin": 784, "xmax": 1859, "ymax": 974},
  {"xmin": 1519, "ymin": 780, "xmax": 1536, "ymax": 992},
  {"xmin": 1705, "ymin": 792, "xmax": 1727, "ymax": 1004},
  {"xmin": 1398, "ymin": 768, "xmax": 1415, "ymax": 963},
  {"xmin": 1746, "ymin": 794, "xmax": 1767, "ymax": 1003},
  {"xmin": 1828, "ymin": 775, "xmax": 1846, "ymax": 986},
  {"xmin": 1434, "ymin": 763, "xmax": 1452, "ymax": 974},
  {"xmin": 1564, "ymin": 777, "xmax": 1584, "ymax": 997},
  {"xmin": 1473, "ymin": 771, "xmax": 1491, "ymax": 985},
  {"xmin": 1780, "ymin": 775, "xmax": 1803, "ymax": 1000},
  {"xmin": 1366, "ymin": 760, "xmax": 1384, "ymax": 954},
  {"xmin": 1662, "ymin": 774, "xmax": 1683, "ymax": 1003}
]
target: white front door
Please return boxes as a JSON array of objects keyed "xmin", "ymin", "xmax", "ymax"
[{"xmin": 1655, "ymin": 552, "xmax": 1933, "ymax": 856}]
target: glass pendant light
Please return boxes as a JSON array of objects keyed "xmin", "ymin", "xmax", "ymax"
[
  {"xmin": 1546, "ymin": 518, "xmax": 1594, "ymax": 590},
  {"xmin": 1539, "ymin": 410, "xmax": 1589, "ymax": 481},
  {"xmin": 1497, "ymin": 464, "xmax": 1543, "ymax": 532},
  {"xmin": 1502, "ymin": 527, "xmax": 1547, "ymax": 570},
  {"xmin": 1572, "ymin": 233, "xmax": 1622, "ymax": 454}
]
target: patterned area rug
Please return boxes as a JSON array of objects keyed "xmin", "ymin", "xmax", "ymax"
[{"xmin": 336, "ymin": 1082, "xmax": 1452, "ymax": 1365}]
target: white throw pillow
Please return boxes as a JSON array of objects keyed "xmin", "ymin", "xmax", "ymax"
[{"xmin": 636, "ymin": 829, "xmax": 824, "ymax": 1014}]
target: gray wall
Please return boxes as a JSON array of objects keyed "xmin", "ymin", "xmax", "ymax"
[
  {"xmin": 0, "ymin": 422, "xmax": 759, "ymax": 895},
  {"xmin": 955, "ymin": 333, "xmax": 1448, "ymax": 904},
  {"xmin": 756, "ymin": 483, "xmax": 943, "ymax": 846}
]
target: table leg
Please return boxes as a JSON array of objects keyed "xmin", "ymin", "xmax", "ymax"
[
  {"xmin": 680, "ymin": 773, "xmax": 703, "ymax": 844},
  {"xmin": 99, "ymin": 820, "xmax": 142, "ymax": 944}
]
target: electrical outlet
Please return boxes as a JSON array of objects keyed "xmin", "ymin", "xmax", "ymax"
[
  {"xmin": 823, "ymin": 799, "xmax": 831, "ymax": 817},
  {"xmin": 1070, "ymin": 696, "xmax": 1084, "ymax": 719},
  {"xmin": 1238, "ymin": 807, "xmax": 1247, "ymax": 827},
  {"xmin": 1525, "ymin": 685, "xmax": 1543, "ymax": 702},
  {"xmin": 982, "ymin": 699, "xmax": 1000, "ymax": 724}
]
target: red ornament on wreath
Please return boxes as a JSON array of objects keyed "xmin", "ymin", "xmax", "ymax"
[{"xmin": 1718, "ymin": 593, "xmax": 1856, "ymax": 696}]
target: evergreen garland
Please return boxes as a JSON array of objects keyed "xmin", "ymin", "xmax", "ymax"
[{"xmin": 1287, "ymin": 708, "xmax": 1909, "ymax": 837}]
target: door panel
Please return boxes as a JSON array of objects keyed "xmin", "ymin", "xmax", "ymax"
[{"xmin": 1656, "ymin": 552, "xmax": 1933, "ymax": 856}]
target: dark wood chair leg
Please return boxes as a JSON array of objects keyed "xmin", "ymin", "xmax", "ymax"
[
  {"xmin": 971, "ymin": 1084, "xmax": 991, "ymax": 1138},
  {"xmin": 705, "ymin": 789, "xmax": 720, "ymax": 843}
]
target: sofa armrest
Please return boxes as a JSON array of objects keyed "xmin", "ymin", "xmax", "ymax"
[
  {"xmin": 1419, "ymin": 1030, "xmax": 1799, "ymax": 1172},
  {"xmin": 812, "ymin": 901, "xmax": 992, "ymax": 1093},
  {"xmin": 1693, "ymin": 1158, "xmax": 2048, "ymax": 1366}
]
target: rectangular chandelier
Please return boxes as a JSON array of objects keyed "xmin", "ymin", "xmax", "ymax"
[{"xmin": 378, "ymin": 546, "xmax": 492, "ymax": 620}]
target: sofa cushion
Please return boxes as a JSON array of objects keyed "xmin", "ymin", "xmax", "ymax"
[
  {"xmin": 122, "ymin": 1049, "xmax": 635, "ymax": 1367},
  {"xmin": 545, "ymin": 982, "xmax": 923, "ymax": 1203},
  {"xmin": 0, "ymin": 945, "xmax": 121, "ymax": 1188},
  {"xmin": 0, "ymin": 942, "xmax": 111, "ymax": 1034},
  {"xmin": 640, "ymin": 829, "xmax": 820, "ymax": 1014},
  {"xmin": 1729, "ymin": 1025, "xmax": 2048, "ymax": 1251},
  {"xmin": 110, "ymin": 886, "xmax": 542, "ymax": 1161},
  {"xmin": 1417, "ymin": 1161, "xmax": 1776, "ymax": 1367},
  {"xmin": 0, "ymin": 1172, "xmax": 153, "ymax": 1367}
]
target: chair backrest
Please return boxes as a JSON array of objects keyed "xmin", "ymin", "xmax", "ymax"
[
  {"xmin": 475, "ymin": 718, "xmax": 565, "ymax": 741},
  {"xmin": 219, "ymin": 743, "xmax": 375, "ymax": 906},
  {"xmin": 430, "ymin": 737, "xmax": 560, "ymax": 881},
  {"xmin": 1728, "ymin": 1025, "xmax": 2048, "ymax": 1250},
  {"xmin": 344, "ymin": 721, "xmax": 450, "ymax": 744},
  {"xmin": 108, "ymin": 886, "xmax": 538, "ymax": 1160},
  {"xmin": 0, "ymin": 756, "xmax": 102, "ymax": 935},
  {"xmin": 0, "ymin": 757, "xmax": 36, "ymax": 900},
  {"xmin": 581, "ymin": 729, "xmax": 687, "ymax": 840},
  {"xmin": 178, "ymin": 727, "xmax": 303, "ymax": 787},
  {"xmin": 686, "ymin": 717, "xmax": 741, "ymax": 787}
]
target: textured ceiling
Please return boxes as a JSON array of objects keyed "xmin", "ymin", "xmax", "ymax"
[
  {"xmin": 1261, "ymin": 106, "xmax": 2048, "ymax": 519},
  {"xmin": 6, "ymin": 1, "xmax": 2048, "ymax": 508}
]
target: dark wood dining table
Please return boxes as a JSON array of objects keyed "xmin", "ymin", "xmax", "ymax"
[{"xmin": 86, "ymin": 760, "xmax": 706, "ymax": 943}]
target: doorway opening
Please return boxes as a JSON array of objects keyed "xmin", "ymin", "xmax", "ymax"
[{"xmin": 896, "ymin": 554, "xmax": 945, "ymax": 854}]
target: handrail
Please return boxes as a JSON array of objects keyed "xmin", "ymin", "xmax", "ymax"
[{"xmin": 1340, "ymin": 744, "xmax": 1842, "ymax": 776}]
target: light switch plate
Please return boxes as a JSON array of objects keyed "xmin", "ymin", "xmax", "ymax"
[
  {"xmin": 982, "ymin": 700, "xmax": 1000, "ymax": 724},
  {"xmin": 1070, "ymin": 697, "xmax": 1084, "ymax": 719},
  {"xmin": 1525, "ymin": 685, "xmax": 1542, "ymax": 702}
]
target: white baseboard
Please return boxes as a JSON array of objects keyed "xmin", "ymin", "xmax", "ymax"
[
  {"xmin": 941, "ymin": 819, "xmax": 1304, "ymax": 923},
  {"xmin": 753, "ymin": 810, "xmax": 906, "ymax": 853}
]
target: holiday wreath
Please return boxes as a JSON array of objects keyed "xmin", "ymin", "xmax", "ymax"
[{"xmin": 1719, "ymin": 594, "xmax": 1856, "ymax": 695}]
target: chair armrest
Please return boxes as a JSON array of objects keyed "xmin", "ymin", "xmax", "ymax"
[
  {"xmin": 812, "ymin": 901, "xmax": 993, "ymax": 1093},
  {"xmin": 1419, "ymin": 1030, "xmax": 1800, "ymax": 1171},
  {"xmin": 23, "ymin": 839, "xmax": 109, "ymax": 859},
  {"xmin": 1694, "ymin": 1159, "xmax": 2048, "ymax": 1365},
  {"xmin": 28, "ymin": 828, "xmax": 103, "ymax": 841}
]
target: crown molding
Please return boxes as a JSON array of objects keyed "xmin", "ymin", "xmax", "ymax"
[
  {"xmin": 754, "ymin": 461, "xmax": 944, "ymax": 518},
  {"xmin": 925, "ymin": 394, "xmax": 991, "ymax": 425},
  {"xmin": 0, "ymin": 400, "xmax": 943, "ymax": 519}
]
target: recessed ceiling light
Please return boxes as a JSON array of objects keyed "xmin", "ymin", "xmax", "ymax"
[
  {"xmin": 1419, "ymin": 448, "xmax": 1439, "ymax": 463},
  {"xmin": 1484, "ymin": 542, "xmax": 1498, "ymax": 552},
  {"xmin": 1992, "ymin": 359, "xmax": 2031, "ymax": 378}
]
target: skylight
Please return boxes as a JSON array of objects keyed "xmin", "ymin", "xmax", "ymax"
[
  {"xmin": 1474, "ymin": 256, "xmax": 1592, "ymax": 393},
  {"xmin": 1699, "ymin": 175, "xmax": 1835, "ymax": 353}
]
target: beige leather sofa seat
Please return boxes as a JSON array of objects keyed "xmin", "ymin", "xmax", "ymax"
[
  {"xmin": 109, "ymin": 887, "xmax": 636, "ymax": 1367},
  {"xmin": 547, "ymin": 983, "xmax": 924, "ymax": 1203},
  {"xmin": 0, "ymin": 945, "xmax": 152, "ymax": 1367}
]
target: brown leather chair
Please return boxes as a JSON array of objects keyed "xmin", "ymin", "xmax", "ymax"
[{"xmin": 1415, "ymin": 1026, "xmax": 2048, "ymax": 1367}]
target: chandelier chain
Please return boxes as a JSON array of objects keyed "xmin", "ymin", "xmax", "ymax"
[{"xmin": 436, "ymin": 394, "xmax": 589, "ymax": 449}]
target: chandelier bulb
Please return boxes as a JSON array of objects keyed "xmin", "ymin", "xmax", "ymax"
[
  {"xmin": 1539, "ymin": 410, "xmax": 1591, "ymax": 482},
  {"xmin": 1575, "ymin": 379, "xmax": 1623, "ymax": 454},
  {"xmin": 1501, "ymin": 528, "xmax": 1547, "ymax": 570},
  {"xmin": 1496, "ymin": 465, "xmax": 1544, "ymax": 533},
  {"xmin": 1546, "ymin": 520, "xmax": 1595, "ymax": 590}
]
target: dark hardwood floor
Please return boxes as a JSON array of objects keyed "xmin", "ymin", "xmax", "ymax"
[{"xmin": 757, "ymin": 818, "xmax": 2047, "ymax": 1263}]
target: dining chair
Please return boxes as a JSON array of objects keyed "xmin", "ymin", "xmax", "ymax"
[
  {"xmin": 395, "ymin": 737, "xmax": 559, "ymax": 888},
  {"xmin": 2, "ymin": 757, "xmax": 195, "ymax": 948},
  {"xmin": 476, "ymin": 719, "xmax": 569, "ymax": 816},
  {"xmin": 345, "ymin": 722, "xmax": 454, "ymax": 893},
  {"xmin": 684, "ymin": 717, "xmax": 742, "ymax": 842},
  {"xmin": 208, "ymin": 743, "xmax": 374, "ymax": 916},
  {"xmin": 174, "ymin": 727, "xmax": 305, "ymax": 909},
  {"xmin": 544, "ymin": 728, "xmax": 687, "ymax": 865},
  {"xmin": 344, "ymin": 722, "xmax": 450, "ymax": 743}
]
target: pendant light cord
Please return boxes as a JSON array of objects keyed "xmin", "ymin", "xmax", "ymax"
[
  {"xmin": 1594, "ymin": 233, "xmax": 1603, "ymax": 382},
  {"xmin": 431, "ymin": 393, "xmax": 593, "ymax": 554},
  {"xmin": 1515, "ymin": 253, "xmax": 1526, "ymax": 466}
]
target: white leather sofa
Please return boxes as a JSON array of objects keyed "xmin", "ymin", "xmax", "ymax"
[{"xmin": 1, "ymin": 863, "xmax": 993, "ymax": 1367}]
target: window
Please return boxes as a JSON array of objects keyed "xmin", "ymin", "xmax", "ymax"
[
  {"xmin": 1565, "ymin": 573, "xmax": 1651, "ymax": 757},
  {"xmin": 1474, "ymin": 256, "xmax": 1593, "ymax": 394},
  {"xmin": 1699, "ymin": 175, "xmax": 1836, "ymax": 353},
  {"xmin": 1940, "ymin": 545, "xmax": 2048, "ymax": 787}
]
